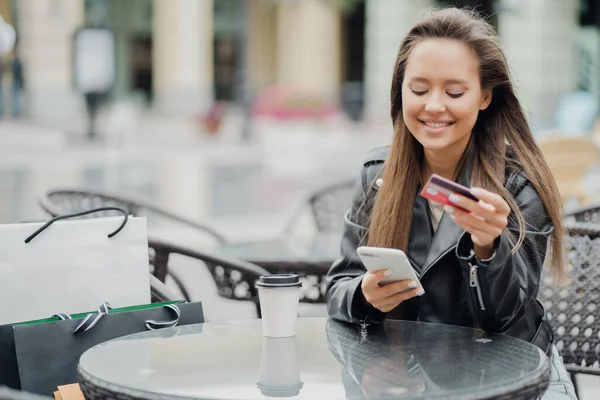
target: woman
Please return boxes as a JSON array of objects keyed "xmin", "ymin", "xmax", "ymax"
[{"xmin": 326, "ymin": 8, "xmax": 577, "ymax": 400}]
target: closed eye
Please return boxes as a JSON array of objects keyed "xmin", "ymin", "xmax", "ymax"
[
  {"xmin": 447, "ymin": 92, "xmax": 464, "ymax": 99},
  {"xmin": 411, "ymin": 90, "xmax": 427, "ymax": 96}
]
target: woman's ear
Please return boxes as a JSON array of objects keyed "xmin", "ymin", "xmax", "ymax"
[{"xmin": 480, "ymin": 90, "xmax": 492, "ymax": 110}]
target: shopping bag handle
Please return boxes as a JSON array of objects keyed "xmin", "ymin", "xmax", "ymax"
[
  {"xmin": 144, "ymin": 304, "xmax": 181, "ymax": 330},
  {"xmin": 24, "ymin": 207, "xmax": 129, "ymax": 243},
  {"xmin": 72, "ymin": 302, "xmax": 182, "ymax": 334}
]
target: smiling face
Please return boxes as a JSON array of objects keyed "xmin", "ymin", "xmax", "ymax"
[{"xmin": 401, "ymin": 38, "xmax": 491, "ymax": 157}]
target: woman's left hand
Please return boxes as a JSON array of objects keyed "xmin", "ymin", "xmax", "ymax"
[{"xmin": 444, "ymin": 187, "xmax": 511, "ymax": 258}]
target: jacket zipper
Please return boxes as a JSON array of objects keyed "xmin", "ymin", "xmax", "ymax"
[{"xmin": 469, "ymin": 263, "xmax": 486, "ymax": 311}]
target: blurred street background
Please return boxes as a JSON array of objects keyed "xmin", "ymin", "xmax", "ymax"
[
  {"xmin": 2, "ymin": 0, "xmax": 599, "ymax": 231},
  {"xmin": 1, "ymin": 0, "xmax": 600, "ymax": 396}
]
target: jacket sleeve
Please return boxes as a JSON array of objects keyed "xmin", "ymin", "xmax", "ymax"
[
  {"xmin": 325, "ymin": 166, "xmax": 386, "ymax": 325},
  {"xmin": 455, "ymin": 177, "xmax": 553, "ymax": 333}
]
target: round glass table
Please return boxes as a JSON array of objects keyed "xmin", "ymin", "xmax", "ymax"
[{"xmin": 78, "ymin": 318, "xmax": 550, "ymax": 400}]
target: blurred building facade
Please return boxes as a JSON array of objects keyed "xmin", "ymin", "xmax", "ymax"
[{"xmin": 0, "ymin": 0, "xmax": 597, "ymax": 132}]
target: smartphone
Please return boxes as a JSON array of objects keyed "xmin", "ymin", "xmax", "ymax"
[
  {"xmin": 420, "ymin": 173, "xmax": 478, "ymax": 211},
  {"xmin": 357, "ymin": 246, "xmax": 423, "ymax": 290}
]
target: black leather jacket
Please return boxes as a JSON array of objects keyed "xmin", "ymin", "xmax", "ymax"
[{"xmin": 325, "ymin": 146, "xmax": 555, "ymax": 356}]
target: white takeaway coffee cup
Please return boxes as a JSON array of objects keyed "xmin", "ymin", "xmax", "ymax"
[{"xmin": 256, "ymin": 274, "xmax": 302, "ymax": 338}]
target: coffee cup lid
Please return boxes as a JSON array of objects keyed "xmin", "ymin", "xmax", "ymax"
[{"xmin": 256, "ymin": 274, "xmax": 302, "ymax": 288}]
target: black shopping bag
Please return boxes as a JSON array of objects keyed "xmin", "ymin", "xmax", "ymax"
[{"xmin": 0, "ymin": 300, "xmax": 204, "ymax": 396}]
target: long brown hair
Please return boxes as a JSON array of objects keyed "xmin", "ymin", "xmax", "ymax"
[{"xmin": 367, "ymin": 8, "xmax": 565, "ymax": 280}]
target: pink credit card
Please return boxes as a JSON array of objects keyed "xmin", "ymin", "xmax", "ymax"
[{"xmin": 420, "ymin": 174, "xmax": 478, "ymax": 212}]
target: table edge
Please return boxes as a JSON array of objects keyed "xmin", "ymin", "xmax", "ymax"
[{"xmin": 76, "ymin": 318, "xmax": 552, "ymax": 400}]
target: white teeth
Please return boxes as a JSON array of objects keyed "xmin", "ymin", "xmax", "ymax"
[{"xmin": 424, "ymin": 122, "xmax": 451, "ymax": 128}]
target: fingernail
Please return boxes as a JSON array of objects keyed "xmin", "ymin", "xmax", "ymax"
[
  {"xmin": 416, "ymin": 288, "xmax": 425, "ymax": 296},
  {"xmin": 448, "ymin": 194, "xmax": 460, "ymax": 203},
  {"xmin": 484, "ymin": 203, "xmax": 496, "ymax": 212},
  {"xmin": 384, "ymin": 270, "xmax": 392, "ymax": 276},
  {"xmin": 444, "ymin": 205, "xmax": 455, "ymax": 214},
  {"xmin": 408, "ymin": 281, "xmax": 418, "ymax": 288},
  {"xmin": 471, "ymin": 187, "xmax": 482, "ymax": 196}
]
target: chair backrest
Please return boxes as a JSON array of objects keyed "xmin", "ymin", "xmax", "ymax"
[
  {"xmin": 538, "ymin": 137, "xmax": 599, "ymax": 202},
  {"xmin": 148, "ymin": 238, "xmax": 269, "ymax": 314},
  {"xmin": 539, "ymin": 221, "xmax": 600, "ymax": 373},
  {"xmin": 39, "ymin": 188, "xmax": 226, "ymax": 243},
  {"xmin": 565, "ymin": 203, "xmax": 600, "ymax": 225},
  {"xmin": 309, "ymin": 180, "xmax": 356, "ymax": 233},
  {"xmin": 284, "ymin": 179, "xmax": 355, "ymax": 236},
  {"xmin": 149, "ymin": 273, "xmax": 184, "ymax": 303}
]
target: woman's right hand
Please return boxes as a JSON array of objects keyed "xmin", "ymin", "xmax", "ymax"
[{"xmin": 361, "ymin": 269, "xmax": 424, "ymax": 313}]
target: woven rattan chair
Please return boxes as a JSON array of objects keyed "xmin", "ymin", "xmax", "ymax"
[
  {"xmin": 565, "ymin": 203, "xmax": 600, "ymax": 225},
  {"xmin": 282, "ymin": 178, "xmax": 355, "ymax": 236},
  {"xmin": 38, "ymin": 189, "xmax": 227, "ymax": 301},
  {"xmin": 149, "ymin": 273, "xmax": 184, "ymax": 303},
  {"xmin": 148, "ymin": 238, "xmax": 269, "ymax": 316},
  {"xmin": 538, "ymin": 220, "xmax": 600, "ymax": 397},
  {"xmin": 538, "ymin": 137, "xmax": 599, "ymax": 203},
  {"xmin": 38, "ymin": 188, "xmax": 226, "ymax": 242},
  {"xmin": 38, "ymin": 189, "xmax": 269, "ymax": 313},
  {"xmin": 39, "ymin": 183, "xmax": 353, "ymax": 307},
  {"xmin": 39, "ymin": 180, "xmax": 356, "ymax": 239}
]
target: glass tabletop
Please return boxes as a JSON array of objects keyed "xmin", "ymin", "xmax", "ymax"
[{"xmin": 78, "ymin": 318, "xmax": 549, "ymax": 400}]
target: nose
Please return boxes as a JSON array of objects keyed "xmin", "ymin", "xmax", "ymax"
[{"xmin": 424, "ymin": 94, "xmax": 446, "ymax": 113}]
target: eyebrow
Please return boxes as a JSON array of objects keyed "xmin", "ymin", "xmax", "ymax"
[{"xmin": 408, "ymin": 77, "xmax": 470, "ymax": 85}]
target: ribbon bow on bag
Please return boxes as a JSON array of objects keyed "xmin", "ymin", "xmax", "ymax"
[{"xmin": 53, "ymin": 302, "xmax": 182, "ymax": 334}]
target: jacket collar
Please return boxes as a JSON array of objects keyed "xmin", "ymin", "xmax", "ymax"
[
  {"xmin": 368, "ymin": 146, "xmax": 474, "ymax": 276},
  {"xmin": 419, "ymin": 159, "xmax": 473, "ymax": 276}
]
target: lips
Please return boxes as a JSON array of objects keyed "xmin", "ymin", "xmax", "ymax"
[{"xmin": 418, "ymin": 119, "xmax": 455, "ymax": 128}]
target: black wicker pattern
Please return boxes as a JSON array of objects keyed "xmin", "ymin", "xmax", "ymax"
[
  {"xmin": 79, "ymin": 368, "xmax": 184, "ymax": 400},
  {"xmin": 148, "ymin": 238, "xmax": 269, "ymax": 315},
  {"xmin": 78, "ymin": 359, "xmax": 550, "ymax": 400},
  {"xmin": 283, "ymin": 179, "xmax": 355, "ymax": 235},
  {"xmin": 539, "ymin": 221, "xmax": 600, "ymax": 375}
]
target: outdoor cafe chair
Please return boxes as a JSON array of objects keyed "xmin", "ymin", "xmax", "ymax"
[
  {"xmin": 565, "ymin": 202, "xmax": 600, "ymax": 225},
  {"xmin": 38, "ymin": 183, "xmax": 355, "ymax": 307},
  {"xmin": 149, "ymin": 272, "xmax": 184, "ymax": 303},
  {"xmin": 40, "ymin": 179, "xmax": 356, "ymax": 242},
  {"xmin": 281, "ymin": 178, "xmax": 355, "ymax": 237},
  {"xmin": 539, "ymin": 220, "xmax": 600, "ymax": 398},
  {"xmin": 538, "ymin": 137, "xmax": 599, "ymax": 204},
  {"xmin": 38, "ymin": 189, "xmax": 270, "ymax": 314},
  {"xmin": 148, "ymin": 237, "xmax": 269, "ymax": 316}
]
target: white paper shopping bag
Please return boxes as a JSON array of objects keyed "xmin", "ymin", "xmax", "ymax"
[{"xmin": 0, "ymin": 211, "xmax": 150, "ymax": 325}]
